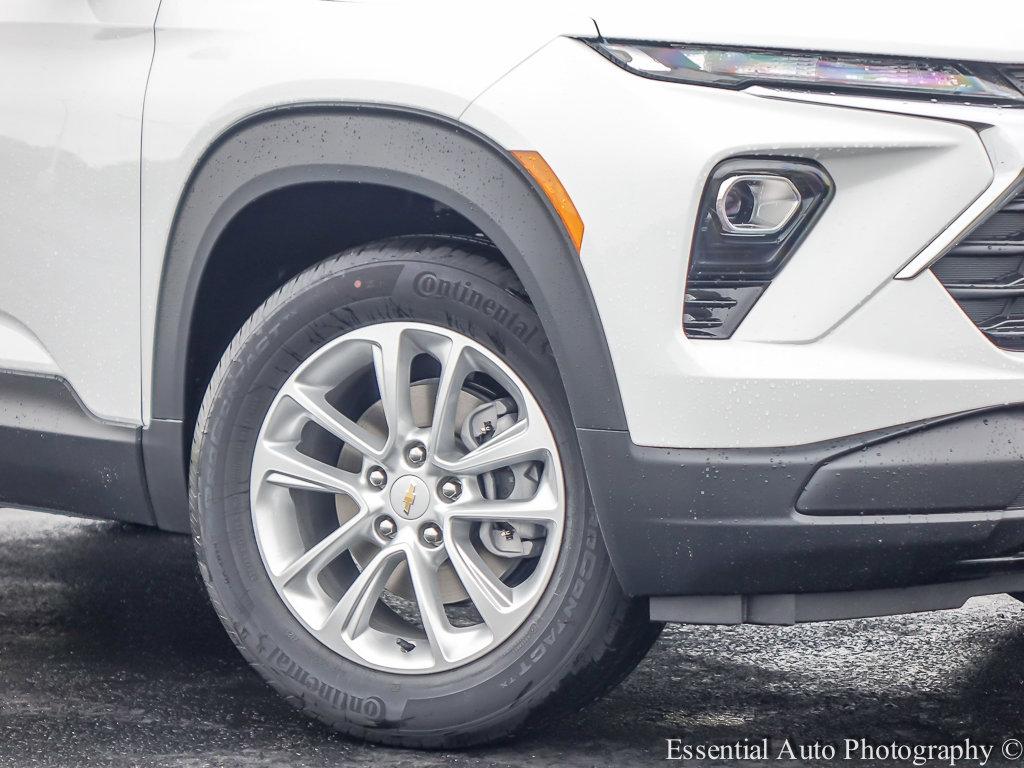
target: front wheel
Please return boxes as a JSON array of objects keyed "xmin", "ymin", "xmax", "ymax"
[{"xmin": 190, "ymin": 237, "xmax": 661, "ymax": 747}]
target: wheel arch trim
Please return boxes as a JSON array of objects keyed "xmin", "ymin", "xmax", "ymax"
[{"xmin": 145, "ymin": 102, "xmax": 626, "ymax": 531}]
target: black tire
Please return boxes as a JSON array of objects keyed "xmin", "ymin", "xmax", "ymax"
[{"xmin": 190, "ymin": 236, "xmax": 662, "ymax": 748}]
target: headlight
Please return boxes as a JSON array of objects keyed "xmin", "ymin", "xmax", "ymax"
[{"xmin": 584, "ymin": 40, "xmax": 1024, "ymax": 103}]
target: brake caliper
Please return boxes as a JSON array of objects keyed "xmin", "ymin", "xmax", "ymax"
[{"xmin": 459, "ymin": 397, "xmax": 544, "ymax": 558}]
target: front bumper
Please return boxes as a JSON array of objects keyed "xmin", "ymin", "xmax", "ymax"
[
  {"xmin": 466, "ymin": 37, "xmax": 1024, "ymax": 605},
  {"xmin": 579, "ymin": 405, "xmax": 1024, "ymax": 598}
]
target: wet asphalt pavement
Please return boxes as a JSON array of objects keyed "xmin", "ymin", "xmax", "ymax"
[{"xmin": 3, "ymin": 508, "xmax": 1024, "ymax": 768}]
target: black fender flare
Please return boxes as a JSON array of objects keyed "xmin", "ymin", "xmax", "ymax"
[{"xmin": 145, "ymin": 103, "xmax": 626, "ymax": 531}]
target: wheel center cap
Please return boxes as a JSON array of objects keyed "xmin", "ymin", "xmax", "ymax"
[{"xmin": 390, "ymin": 475, "xmax": 430, "ymax": 520}]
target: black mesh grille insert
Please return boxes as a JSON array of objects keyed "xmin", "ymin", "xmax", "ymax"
[{"xmin": 931, "ymin": 185, "xmax": 1024, "ymax": 350}]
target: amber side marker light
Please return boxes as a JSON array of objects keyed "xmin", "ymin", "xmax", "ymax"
[{"xmin": 511, "ymin": 150, "xmax": 585, "ymax": 253}]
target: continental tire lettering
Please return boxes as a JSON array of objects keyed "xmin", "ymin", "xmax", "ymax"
[
  {"xmin": 514, "ymin": 517, "xmax": 600, "ymax": 680},
  {"xmin": 261, "ymin": 645, "xmax": 386, "ymax": 723},
  {"xmin": 412, "ymin": 271, "xmax": 540, "ymax": 345},
  {"xmin": 572, "ymin": 550, "xmax": 595, "ymax": 599}
]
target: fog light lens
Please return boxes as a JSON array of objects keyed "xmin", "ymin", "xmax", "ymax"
[{"xmin": 716, "ymin": 175, "xmax": 801, "ymax": 234}]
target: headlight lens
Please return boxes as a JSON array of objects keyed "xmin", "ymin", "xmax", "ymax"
[{"xmin": 585, "ymin": 40, "xmax": 1024, "ymax": 103}]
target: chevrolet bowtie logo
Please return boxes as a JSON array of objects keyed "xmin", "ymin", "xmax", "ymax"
[{"xmin": 402, "ymin": 483, "xmax": 417, "ymax": 516}]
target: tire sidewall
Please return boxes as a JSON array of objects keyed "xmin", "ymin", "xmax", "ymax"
[{"xmin": 194, "ymin": 244, "xmax": 614, "ymax": 741}]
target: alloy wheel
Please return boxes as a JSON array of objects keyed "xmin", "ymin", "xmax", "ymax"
[{"xmin": 249, "ymin": 322, "xmax": 565, "ymax": 673}]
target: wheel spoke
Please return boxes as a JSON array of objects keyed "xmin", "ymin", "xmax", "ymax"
[
  {"xmin": 427, "ymin": 338, "xmax": 471, "ymax": 459},
  {"xmin": 405, "ymin": 547, "xmax": 464, "ymax": 662},
  {"xmin": 284, "ymin": 381, "xmax": 385, "ymax": 461},
  {"xmin": 275, "ymin": 512, "xmax": 370, "ymax": 590},
  {"xmin": 445, "ymin": 475, "xmax": 561, "ymax": 525},
  {"xmin": 370, "ymin": 325, "xmax": 416, "ymax": 444},
  {"xmin": 320, "ymin": 545, "xmax": 403, "ymax": 639},
  {"xmin": 259, "ymin": 442, "xmax": 365, "ymax": 501},
  {"xmin": 444, "ymin": 529, "xmax": 515, "ymax": 633},
  {"xmin": 434, "ymin": 418, "xmax": 549, "ymax": 475}
]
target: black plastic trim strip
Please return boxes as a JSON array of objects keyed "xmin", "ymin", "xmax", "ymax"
[
  {"xmin": 948, "ymin": 286, "xmax": 1024, "ymax": 298},
  {"xmin": 650, "ymin": 569, "xmax": 1024, "ymax": 625},
  {"xmin": 0, "ymin": 371, "xmax": 154, "ymax": 524},
  {"xmin": 945, "ymin": 243, "xmax": 1024, "ymax": 256},
  {"xmin": 142, "ymin": 418, "xmax": 188, "ymax": 532},
  {"xmin": 796, "ymin": 409, "xmax": 1024, "ymax": 514}
]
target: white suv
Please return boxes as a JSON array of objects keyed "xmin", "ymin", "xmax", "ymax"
[{"xmin": 4, "ymin": 0, "xmax": 1024, "ymax": 748}]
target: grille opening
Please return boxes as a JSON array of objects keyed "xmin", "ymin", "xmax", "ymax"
[{"xmin": 931, "ymin": 186, "xmax": 1024, "ymax": 350}]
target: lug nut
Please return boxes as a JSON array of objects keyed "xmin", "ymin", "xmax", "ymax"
[
  {"xmin": 367, "ymin": 467, "xmax": 387, "ymax": 489},
  {"xmin": 421, "ymin": 524, "xmax": 443, "ymax": 547},
  {"xmin": 376, "ymin": 516, "xmax": 397, "ymax": 539},
  {"xmin": 406, "ymin": 442, "xmax": 426, "ymax": 466},
  {"xmin": 438, "ymin": 477, "xmax": 462, "ymax": 502}
]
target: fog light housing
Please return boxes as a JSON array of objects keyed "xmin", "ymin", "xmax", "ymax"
[{"xmin": 684, "ymin": 158, "xmax": 833, "ymax": 339}]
